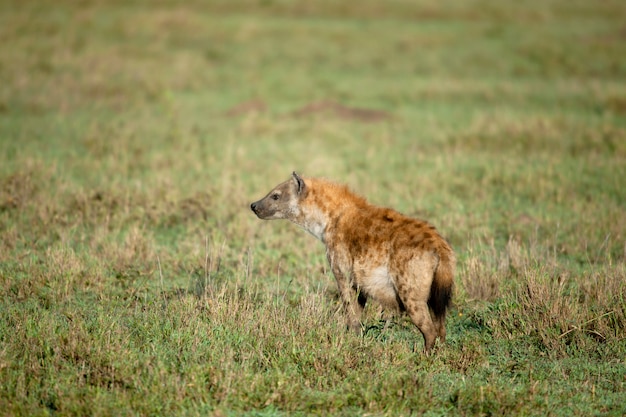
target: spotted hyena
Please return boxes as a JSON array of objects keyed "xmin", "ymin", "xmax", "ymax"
[{"xmin": 250, "ymin": 172, "xmax": 455, "ymax": 352}]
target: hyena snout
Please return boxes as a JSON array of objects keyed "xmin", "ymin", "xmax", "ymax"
[
  {"xmin": 250, "ymin": 197, "xmax": 287, "ymax": 220},
  {"xmin": 250, "ymin": 201, "xmax": 262, "ymax": 216},
  {"xmin": 250, "ymin": 199, "xmax": 272, "ymax": 219}
]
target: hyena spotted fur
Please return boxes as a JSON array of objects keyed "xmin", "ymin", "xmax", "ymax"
[{"xmin": 250, "ymin": 172, "xmax": 455, "ymax": 352}]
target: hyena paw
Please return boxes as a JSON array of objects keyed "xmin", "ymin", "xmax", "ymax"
[{"xmin": 346, "ymin": 322, "xmax": 363, "ymax": 335}]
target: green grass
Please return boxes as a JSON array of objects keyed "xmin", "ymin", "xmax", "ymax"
[{"xmin": 1, "ymin": 0, "xmax": 625, "ymax": 415}]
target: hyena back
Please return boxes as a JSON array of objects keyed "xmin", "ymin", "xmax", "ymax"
[{"xmin": 250, "ymin": 172, "xmax": 455, "ymax": 352}]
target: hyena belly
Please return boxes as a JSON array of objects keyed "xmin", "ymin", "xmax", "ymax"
[{"xmin": 355, "ymin": 265, "xmax": 402, "ymax": 311}]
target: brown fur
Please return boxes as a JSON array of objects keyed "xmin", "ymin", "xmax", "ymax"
[{"xmin": 250, "ymin": 172, "xmax": 455, "ymax": 352}]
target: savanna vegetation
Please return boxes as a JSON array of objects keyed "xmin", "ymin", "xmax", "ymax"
[{"xmin": 1, "ymin": 0, "xmax": 625, "ymax": 415}]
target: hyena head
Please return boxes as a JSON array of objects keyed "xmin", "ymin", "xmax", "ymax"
[{"xmin": 250, "ymin": 172, "xmax": 307, "ymax": 221}]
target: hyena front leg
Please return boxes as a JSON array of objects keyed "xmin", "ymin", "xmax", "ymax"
[{"xmin": 331, "ymin": 266, "xmax": 366, "ymax": 333}]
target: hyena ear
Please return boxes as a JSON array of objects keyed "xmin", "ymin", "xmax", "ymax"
[{"xmin": 292, "ymin": 171, "xmax": 306, "ymax": 195}]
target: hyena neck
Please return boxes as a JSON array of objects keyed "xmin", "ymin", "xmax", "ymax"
[
  {"xmin": 294, "ymin": 179, "xmax": 366, "ymax": 243},
  {"xmin": 295, "ymin": 205, "xmax": 328, "ymax": 241}
]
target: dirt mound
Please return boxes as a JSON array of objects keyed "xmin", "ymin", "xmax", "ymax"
[
  {"xmin": 290, "ymin": 100, "xmax": 391, "ymax": 123},
  {"xmin": 223, "ymin": 99, "xmax": 392, "ymax": 123},
  {"xmin": 224, "ymin": 99, "xmax": 267, "ymax": 117}
]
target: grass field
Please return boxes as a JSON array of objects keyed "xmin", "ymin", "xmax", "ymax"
[{"xmin": 1, "ymin": 0, "xmax": 625, "ymax": 415}]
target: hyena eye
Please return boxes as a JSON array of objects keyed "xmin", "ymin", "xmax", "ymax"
[{"xmin": 271, "ymin": 194, "xmax": 280, "ymax": 200}]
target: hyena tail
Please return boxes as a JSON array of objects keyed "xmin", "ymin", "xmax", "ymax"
[{"xmin": 429, "ymin": 249, "xmax": 455, "ymax": 318}]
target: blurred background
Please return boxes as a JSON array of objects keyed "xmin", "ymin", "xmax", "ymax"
[{"xmin": 1, "ymin": 0, "xmax": 625, "ymax": 415}]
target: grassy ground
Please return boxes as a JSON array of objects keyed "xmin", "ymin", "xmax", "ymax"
[{"xmin": 1, "ymin": 0, "xmax": 625, "ymax": 415}]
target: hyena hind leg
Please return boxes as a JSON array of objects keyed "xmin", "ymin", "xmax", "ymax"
[
  {"xmin": 431, "ymin": 310, "xmax": 447, "ymax": 343},
  {"xmin": 397, "ymin": 260, "xmax": 440, "ymax": 352},
  {"xmin": 403, "ymin": 299, "xmax": 438, "ymax": 352}
]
